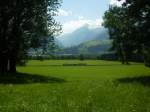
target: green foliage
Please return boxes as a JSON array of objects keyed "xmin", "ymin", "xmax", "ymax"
[
  {"xmin": 103, "ymin": 0, "xmax": 150, "ymax": 66},
  {"xmin": 0, "ymin": 0, "xmax": 61, "ymax": 73},
  {"xmin": 0, "ymin": 60, "xmax": 150, "ymax": 112},
  {"xmin": 123, "ymin": 0, "xmax": 150, "ymax": 66},
  {"xmin": 103, "ymin": 6, "xmax": 133, "ymax": 64}
]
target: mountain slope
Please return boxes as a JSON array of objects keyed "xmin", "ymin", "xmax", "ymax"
[
  {"xmin": 58, "ymin": 39, "xmax": 112, "ymax": 55},
  {"xmin": 56, "ymin": 25, "xmax": 109, "ymax": 47}
]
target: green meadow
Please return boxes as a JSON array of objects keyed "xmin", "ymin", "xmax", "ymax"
[{"xmin": 0, "ymin": 60, "xmax": 150, "ymax": 112}]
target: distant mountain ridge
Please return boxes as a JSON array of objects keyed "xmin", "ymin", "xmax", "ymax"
[{"xmin": 56, "ymin": 25, "xmax": 109, "ymax": 47}]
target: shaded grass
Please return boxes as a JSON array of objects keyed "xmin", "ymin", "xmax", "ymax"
[
  {"xmin": 117, "ymin": 76, "xmax": 150, "ymax": 87},
  {"xmin": 0, "ymin": 72, "xmax": 66, "ymax": 84}
]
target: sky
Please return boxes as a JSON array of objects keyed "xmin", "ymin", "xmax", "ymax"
[{"xmin": 55, "ymin": 0, "xmax": 124, "ymax": 34}]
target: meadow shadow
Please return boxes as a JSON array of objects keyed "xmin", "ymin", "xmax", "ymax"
[
  {"xmin": 0, "ymin": 72, "xmax": 66, "ymax": 84},
  {"xmin": 117, "ymin": 76, "xmax": 150, "ymax": 87}
]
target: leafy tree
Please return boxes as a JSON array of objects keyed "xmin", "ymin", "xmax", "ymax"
[
  {"xmin": 0, "ymin": 0, "xmax": 61, "ymax": 74},
  {"xmin": 122, "ymin": 0, "xmax": 150, "ymax": 66},
  {"xmin": 103, "ymin": 0, "xmax": 150, "ymax": 66},
  {"xmin": 103, "ymin": 6, "xmax": 133, "ymax": 64}
]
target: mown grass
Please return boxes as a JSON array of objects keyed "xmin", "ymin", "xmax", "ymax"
[{"xmin": 0, "ymin": 60, "xmax": 150, "ymax": 112}]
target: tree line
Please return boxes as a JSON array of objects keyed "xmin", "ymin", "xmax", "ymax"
[{"xmin": 103, "ymin": 0, "xmax": 150, "ymax": 66}]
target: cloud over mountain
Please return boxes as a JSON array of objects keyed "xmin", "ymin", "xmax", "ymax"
[{"xmin": 62, "ymin": 17, "xmax": 103, "ymax": 34}]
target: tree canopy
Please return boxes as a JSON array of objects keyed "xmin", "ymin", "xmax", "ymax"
[
  {"xmin": 103, "ymin": 0, "xmax": 150, "ymax": 66},
  {"xmin": 0, "ymin": 0, "xmax": 61, "ymax": 73}
]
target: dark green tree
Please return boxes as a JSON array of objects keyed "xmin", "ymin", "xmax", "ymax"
[
  {"xmin": 122, "ymin": 0, "xmax": 150, "ymax": 66},
  {"xmin": 103, "ymin": 0, "xmax": 150, "ymax": 66},
  {"xmin": 0, "ymin": 0, "xmax": 61, "ymax": 74},
  {"xmin": 103, "ymin": 6, "xmax": 133, "ymax": 64}
]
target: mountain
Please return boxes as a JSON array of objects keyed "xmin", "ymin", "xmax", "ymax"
[
  {"xmin": 57, "ymin": 39, "xmax": 112, "ymax": 55},
  {"xmin": 56, "ymin": 25, "xmax": 109, "ymax": 47}
]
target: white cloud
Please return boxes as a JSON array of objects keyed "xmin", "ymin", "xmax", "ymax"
[
  {"xmin": 109, "ymin": 0, "xmax": 125, "ymax": 6},
  {"xmin": 57, "ymin": 9, "xmax": 72, "ymax": 16},
  {"xmin": 62, "ymin": 17, "xmax": 103, "ymax": 34},
  {"xmin": 78, "ymin": 16, "xmax": 84, "ymax": 20}
]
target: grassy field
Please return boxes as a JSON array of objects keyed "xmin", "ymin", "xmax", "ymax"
[{"xmin": 0, "ymin": 60, "xmax": 150, "ymax": 112}]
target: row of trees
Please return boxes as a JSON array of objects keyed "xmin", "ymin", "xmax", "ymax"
[
  {"xmin": 103, "ymin": 0, "xmax": 150, "ymax": 66},
  {"xmin": 0, "ymin": 0, "xmax": 61, "ymax": 74}
]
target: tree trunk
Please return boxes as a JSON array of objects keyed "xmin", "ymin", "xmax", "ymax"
[
  {"xmin": 0, "ymin": 52, "xmax": 17, "ymax": 74},
  {"xmin": 118, "ymin": 47, "xmax": 125, "ymax": 64},
  {"xmin": 9, "ymin": 57, "xmax": 16, "ymax": 73},
  {"xmin": 0, "ymin": 54, "xmax": 9, "ymax": 74},
  {"xmin": 142, "ymin": 44, "xmax": 150, "ymax": 67},
  {"xmin": 0, "ymin": 54, "xmax": 2, "ymax": 74}
]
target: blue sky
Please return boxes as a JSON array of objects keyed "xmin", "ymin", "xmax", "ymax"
[{"xmin": 56, "ymin": 0, "xmax": 124, "ymax": 34}]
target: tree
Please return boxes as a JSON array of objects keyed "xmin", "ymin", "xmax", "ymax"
[
  {"xmin": 103, "ymin": 0, "xmax": 150, "ymax": 66},
  {"xmin": 0, "ymin": 0, "xmax": 61, "ymax": 74},
  {"xmin": 122, "ymin": 0, "xmax": 150, "ymax": 66},
  {"xmin": 103, "ymin": 6, "xmax": 134, "ymax": 64}
]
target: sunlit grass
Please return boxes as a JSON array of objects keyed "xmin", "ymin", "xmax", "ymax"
[{"xmin": 0, "ymin": 60, "xmax": 150, "ymax": 112}]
